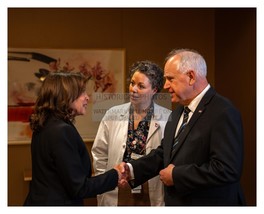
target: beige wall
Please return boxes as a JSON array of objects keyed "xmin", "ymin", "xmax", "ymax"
[{"xmin": 8, "ymin": 8, "xmax": 256, "ymax": 205}]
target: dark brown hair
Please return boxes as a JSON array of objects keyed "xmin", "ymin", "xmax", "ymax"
[
  {"xmin": 30, "ymin": 72, "xmax": 88, "ymax": 131},
  {"xmin": 129, "ymin": 60, "xmax": 164, "ymax": 93}
]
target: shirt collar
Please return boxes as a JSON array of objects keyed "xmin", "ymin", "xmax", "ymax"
[{"xmin": 187, "ymin": 84, "xmax": 210, "ymax": 113}]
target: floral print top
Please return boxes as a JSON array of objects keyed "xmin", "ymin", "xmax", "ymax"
[{"xmin": 123, "ymin": 103, "xmax": 154, "ymax": 162}]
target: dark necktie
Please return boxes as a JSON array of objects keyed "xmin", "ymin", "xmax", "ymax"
[{"xmin": 172, "ymin": 106, "xmax": 191, "ymax": 152}]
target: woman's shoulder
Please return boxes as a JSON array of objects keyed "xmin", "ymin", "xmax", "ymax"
[
  {"xmin": 154, "ymin": 103, "xmax": 172, "ymax": 113},
  {"xmin": 105, "ymin": 102, "xmax": 130, "ymax": 114},
  {"xmin": 42, "ymin": 117, "xmax": 80, "ymax": 145},
  {"xmin": 100, "ymin": 102, "xmax": 130, "ymax": 122},
  {"xmin": 45, "ymin": 117, "xmax": 75, "ymax": 132},
  {"xmin": 153, "ymin": 102, "xmax": 172, "ymax": 122},
  {"xmin": 108, "ymin": 102, "xmax": 130, "ymax": 110}
]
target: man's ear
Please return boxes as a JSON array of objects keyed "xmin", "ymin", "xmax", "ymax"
[{"xmin": 187, "ymin": 70, "xmax": 195, "ymax": 85}]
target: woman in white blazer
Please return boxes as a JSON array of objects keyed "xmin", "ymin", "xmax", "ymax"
[{"xmin": 92, "ymin": 60, "xmax": 171, "ymax": 206}]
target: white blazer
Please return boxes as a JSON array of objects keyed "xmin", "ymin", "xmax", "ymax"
[{"xmin": 92, "ymin": 102, "xmax": 171, "ymax": 206}]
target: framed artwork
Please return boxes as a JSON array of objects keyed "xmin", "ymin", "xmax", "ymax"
[{"xmin": 8, "ymin": 48, "xmax": 126, "ymax": 144}]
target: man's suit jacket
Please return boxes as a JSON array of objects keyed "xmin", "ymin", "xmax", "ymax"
[
  {"xmin": 24, "ymin": 116, "xmax": 118, "ymax": 206},
  {"xmin": 130, "ymin": 87, "xmax": 245, "ymax": 205}
]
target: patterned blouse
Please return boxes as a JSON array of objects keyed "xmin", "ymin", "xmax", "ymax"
[{"xmin": 123, "ymin": 103, "xmax": 154, "ymax": 162}]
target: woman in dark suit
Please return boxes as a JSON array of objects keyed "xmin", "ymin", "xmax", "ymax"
[{"xmin": 24, "ymin": 72, "xmax": 125, "ymax": 206}]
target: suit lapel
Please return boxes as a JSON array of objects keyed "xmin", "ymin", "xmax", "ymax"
[
  {"xmin": 118, "ymin": 104, "xmax": 130, "ymax": 143},
  {"xmin": 167, "ymin": 106, "xmax": 184, "ymax": 150},
  {"xmin": 169, "ymin": 87, "xmax": 216, "ymax": 161},
  {"xmin": 163, "ymin": 106, "xmax": 182, "ymax": 165},
  {"xmin": 147, "ymin": 104, "xmax": 163, "ymax": 141},
  {"xmin": 147, "ymin": 119, "xmax": 160, "ymax": 141}
]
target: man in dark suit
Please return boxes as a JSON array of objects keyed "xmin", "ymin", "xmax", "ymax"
[{"xmin": 126, "ymin": 48, "xmax": 245, "ymax": 205}]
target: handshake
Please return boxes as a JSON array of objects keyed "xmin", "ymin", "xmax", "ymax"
[
  {"xmin": 114, "ymin": 162, "xmax": 176, "ymax": 187},
  {"xmin": 114, "ymin": 162, "xmax": 131, "ymax": 187}
]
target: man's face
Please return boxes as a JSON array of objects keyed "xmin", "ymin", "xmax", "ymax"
[{"xmin": 163, "ymin": 56, "xmax": 192, "ymax": 105}]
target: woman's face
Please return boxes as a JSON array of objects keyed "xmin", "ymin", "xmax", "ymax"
[
  {"xmin": 129, "ymin": 71, "xmax": 157, "ymax": 107},
  {"xmin": 70, "ymin": 91, "xmax": 89, "ymax": 116}
]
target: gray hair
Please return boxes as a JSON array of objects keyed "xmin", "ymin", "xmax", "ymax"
[{"xmin": 165, "ymin": 48, "xmax": 207, "ymax": 78}]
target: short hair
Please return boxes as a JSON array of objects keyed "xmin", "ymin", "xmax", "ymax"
[
  {"xmin": 165, "ymin": 48, "xmax": 207, "ymax": 77},
  {"xmin": 128, "ymin": 60, "xmax": 164, "ymax": 93},
  {"xmin": 30, "ymin": 71, "xmax": 88, "ymax": 131}
]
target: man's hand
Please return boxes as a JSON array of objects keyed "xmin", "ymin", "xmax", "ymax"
[
  {"xmin": 114, "ymin": 162, "xmax": 130, "ymax": 187},
  {"xmin": 159, "ymin": 164, "xmax": 175, "ymax": 186}
]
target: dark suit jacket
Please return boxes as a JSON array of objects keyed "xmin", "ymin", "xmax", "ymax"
[
  {"xmin": 24, "ymin": 116, "xmax": 118, "ymax": 206},
  {"xmin": 130, "ymin": 87, "xmax": 245, "ymax": 205}
]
